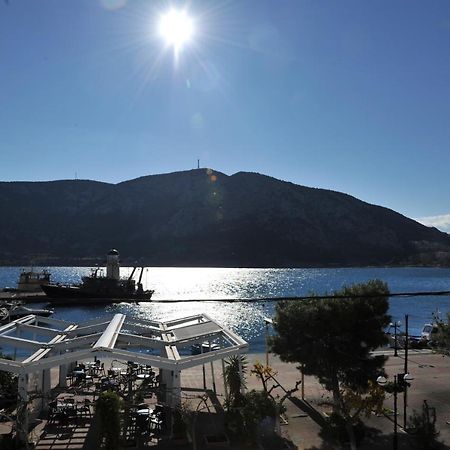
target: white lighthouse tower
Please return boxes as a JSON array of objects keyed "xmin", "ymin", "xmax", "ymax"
[{"xmin": 106, "ymin": 249, "xmax": 120, "ymax": 280}]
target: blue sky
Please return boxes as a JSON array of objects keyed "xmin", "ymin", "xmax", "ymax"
[{"xmin": 1, "ymin": 0, "xmax": 449, "ymax": 230}]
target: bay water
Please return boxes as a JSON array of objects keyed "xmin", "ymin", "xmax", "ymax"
[{"xmin": 1, "ymin": 266, "xmax": 450, "ymax": 352}]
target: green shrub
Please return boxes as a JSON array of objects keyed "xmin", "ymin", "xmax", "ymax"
[
  {"xmin": 408, "ymin": 400, "xmax": 440, "ymax": 449},
  {"xmin": 0, "ymin": 353, "xmax": 18, "ymax": 404},
  {"xmin": 241, "ymin": 390, "xmax": 277, "ymax": 443},
  {"xmin": 95, "ymin": 391, "xmax": 122, "ymax": 449},
  {"xmin": 323, "ymin": 412, "xmax": 366, "ymax": 446}
]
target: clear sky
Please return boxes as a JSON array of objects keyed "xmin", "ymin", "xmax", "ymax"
[{"xmin": 1, "ymin": 0, "xmax": 449, "ymax": 231}]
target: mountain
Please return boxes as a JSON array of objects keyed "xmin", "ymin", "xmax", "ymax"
[{"xmin": 0, "ymin": 169, "xmax": 449, "ymax": 267}]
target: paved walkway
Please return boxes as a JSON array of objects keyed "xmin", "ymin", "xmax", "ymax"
[{"xmin": 244, "ymin": 351, "xmax": 450, "ymax": 449}]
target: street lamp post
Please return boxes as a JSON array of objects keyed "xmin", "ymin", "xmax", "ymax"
[
  {"xmin": 263, "ymin": 317, "xmax": 273, "ymax": 367},
  {"xmin": 377, "ymin": 373, "xmax": 414, "ymax": 450},
  {"xmin": 390, "ymin": 321, "xmax": 401, "ymax": 357}
]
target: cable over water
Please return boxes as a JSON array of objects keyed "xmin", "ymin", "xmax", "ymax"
[{"xmin": 150, "ymin": 290, "xmax": 450, "ymax": 303}]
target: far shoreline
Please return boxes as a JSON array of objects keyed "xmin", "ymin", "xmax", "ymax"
[{"xmin": 1, "ymin": 262, "xmax": 449, "ymax": 269}]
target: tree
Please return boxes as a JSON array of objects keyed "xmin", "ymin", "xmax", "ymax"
[
  {"xmin": 223, "ymin": 355, "xmax": 247, "ymax": 408},
  {"xmin": 270, "ymin": 279, "xmax": 390, "ymax": 449},
  {"xmin": 432, "ymin": 312, "xmax": 450, "ymax": 354},
  {"xmin": 251, "ymin": 361, "xmax": 301, "ymax": 432}
]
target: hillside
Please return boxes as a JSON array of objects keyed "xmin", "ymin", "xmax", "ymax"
[{"xmin": 0, "ymin": 169, "xmax": 449, "ymax": 267}]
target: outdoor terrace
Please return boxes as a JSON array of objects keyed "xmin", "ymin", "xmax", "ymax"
[{"xmin": 0, "ymin": 312, "xmax": 248, "ymax": 448}]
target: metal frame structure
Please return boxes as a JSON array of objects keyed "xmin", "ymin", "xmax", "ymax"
[
  {"xmin": 0, "ymin": 312, "xmax": 248, "ymax": 373},
  {"xmin": 0, "ymin": 313, "xmax": 248, "ymax": 441}
]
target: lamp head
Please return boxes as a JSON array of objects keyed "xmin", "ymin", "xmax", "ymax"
[{"xmin": 403, "ymin": 373, "xmax": 414, "ymax": 382}]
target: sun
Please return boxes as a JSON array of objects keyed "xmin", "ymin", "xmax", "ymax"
[{"xmin": 158, "ymin": 9, "xmax": 194, "ymax": 52}]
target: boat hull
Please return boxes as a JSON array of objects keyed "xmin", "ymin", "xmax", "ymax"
[{"xmin": 41, "ymin": 284, "xmax": 154, "ymax": 304}]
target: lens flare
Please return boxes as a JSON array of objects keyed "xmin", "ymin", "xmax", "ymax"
[{"xmin": 158, "ymin": 9, "xmax": 194, "ymax": 51}]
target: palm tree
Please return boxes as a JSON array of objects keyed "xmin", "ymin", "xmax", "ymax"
[{"xmin": 224, "ymin": 355, "xmax": 247, "ymax": 408}]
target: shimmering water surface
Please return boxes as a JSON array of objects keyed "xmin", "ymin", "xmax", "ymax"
[{"xmin": 1, "ymin": 267, "xmax": 450, "ymax": 352}]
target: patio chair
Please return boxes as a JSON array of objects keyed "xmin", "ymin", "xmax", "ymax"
[
  {"xmin": 151, "ymin": 406, "xmax": 165, "ymax": 431},
  {"xmin": 83, "ymin": 373, "xmax": 94, "ymax": 386},
  {"xmin": 66, "ymin": 373, "xmax": 75, "ymax": 386},
  {"xmin": 47, "ymin": 403, "xmax": 58, "ymax": 423},
  {"xmin": 73, "ymin": 372, "xmax": 86, "ymax": 386},
  {"xmin": 91, "ymin": 363, "xmax": 102, "ymax": 378},
  {"xmin": 79, "ymin": 398, "xmax": 92, "ymax": 417},
  {"xmin": 136, "ymin": 413, "xmax": 150, "ymax": 434},
  {"xmin": 65, "ymin": 405, "xmax": 78, "ymax": 425},
  {"xmin": 56, "ymin": 409, "xmax": 69, "ymax": 426}
]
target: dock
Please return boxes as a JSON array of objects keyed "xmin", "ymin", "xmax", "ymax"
[{"xmin": 0, "ymin": 291, "xmax": 47, "ymax": 303}]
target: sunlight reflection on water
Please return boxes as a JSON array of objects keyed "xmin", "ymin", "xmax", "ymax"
[
  {"xmin": 1, "ymin": 266, "xmax": 450, "ymax": 352},
  {"xmin": 115, "ymin": 267, "xmax": 277, "ymax": 344},
  {"xmin": 137, "ymin": 267, "xmax": 319, "ymax": 300},
  {"xmin": 113, "ymin": 300, "xmax": 267, "ymax": 345}
]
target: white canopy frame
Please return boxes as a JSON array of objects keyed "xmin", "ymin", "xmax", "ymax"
[{"xmin": 0, "ymin": 312, "xmax": 248, "ymax": 442}]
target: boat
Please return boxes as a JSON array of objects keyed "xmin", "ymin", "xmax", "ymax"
[
  {"xmin": 41, "ymin": 249, "xmax": 154, "ymax": 303},
  {"xmin": 0, "ymin": 302, "xmax": 53, "ymax": 323},
  {"xmin": 17, "ymin": 269, "xmax": 51, "ymax": 292},
  {"xmin": 0, "ymin": 306, "xmax": 9, "ymax": 322},
  {"xmin": 7, "ymin": 304, "xmax": 53, "ymax": 320}
]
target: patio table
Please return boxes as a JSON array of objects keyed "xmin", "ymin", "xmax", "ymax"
[
  {"xmin": 136, "ymin": 407, "xmax": 154, "ymax": 416},
  {"xmin": 137, "ymin": 373, "xmax": 152, "ymax": 380},
  {"xmin": 72, "ymin": 370, "xmax": 85, "ymax": 378}
]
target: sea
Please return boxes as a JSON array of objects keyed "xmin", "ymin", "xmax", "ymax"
[{"xmin": 1, "ymin": 266, "xmax": 450, "ymax": 353}]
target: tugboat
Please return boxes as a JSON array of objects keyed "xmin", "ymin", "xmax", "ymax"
[
  {"xmin": 41, "ymin": 249, "xmax": 154, "ymax": 304},
  {"xmin": 17, "ymin": 269, "xmax": 51, "ymax": 292}
]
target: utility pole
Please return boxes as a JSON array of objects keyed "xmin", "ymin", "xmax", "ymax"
[
  {"xmin": 393, "ymin": 374, "xmax": 398, "ymax": 450},
  {"xmin": 403, "ymin": 314, "xmax": 409, "ymax": 429},
  {"xmin": 197, "ymin": 159, "xmax": 200, "ymax": 169}
]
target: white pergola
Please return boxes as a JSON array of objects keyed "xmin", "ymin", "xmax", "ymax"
[{"xmin": 0, "ymin": 313, "xmax": 248, "ymax": 441}]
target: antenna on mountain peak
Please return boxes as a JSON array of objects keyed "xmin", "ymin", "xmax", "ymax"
[{"xmin": 197, "ymin": 159, "xmax": 200, "ymax": 169}]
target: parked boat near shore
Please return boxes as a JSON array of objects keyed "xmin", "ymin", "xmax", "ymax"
[
  {"xmin": 0, "ymin": 302, "xmax": 53, "ymax": 323},
  {"xmin": 17, "ymin": 269, "xmax": 51, "ymax": 292},
  {"xmin": 41, "ymin": 249, "xmax": 154, "ymax": 304},
  {"xmin": 7, "ymin": 304, "xmax": 53, "ymax": 319}
]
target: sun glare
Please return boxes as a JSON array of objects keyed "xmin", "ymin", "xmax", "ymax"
[{"xmin": 158, "ymin": 9, "xmax": 194, "ymax": 52}]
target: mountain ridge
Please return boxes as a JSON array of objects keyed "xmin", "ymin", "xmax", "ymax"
[{"xmin": 0, "ymin": 168, "xmax": 448, "ymax": 267}]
